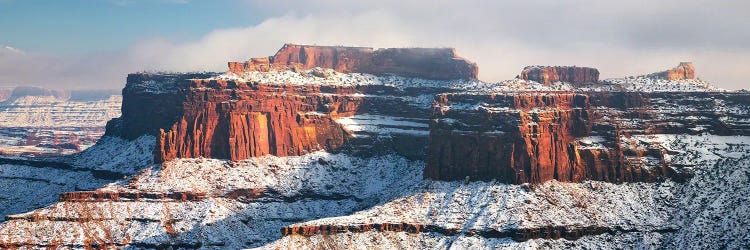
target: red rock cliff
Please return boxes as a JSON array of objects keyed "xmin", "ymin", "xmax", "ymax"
[
  {"xmin": 228, "ymin": 44, "xmax": 479, "ymax": 80},
  {"xmin": 647, "ymin": 62, "xmax": 695, "ymax": 80},
  {"xmin": 520, "ymin": 66, "xmax": 599, "ymax": 86},
  {"xmin": 426, "ymin": 93, "xmax": 600, "ymax": 183},
  {"xmin": 424, "ymin": 90, "xmax": 750, "ymax": 184},
  {"xmin": 155, "ymin": 80, "xmax": 363, "ymax": 162}
]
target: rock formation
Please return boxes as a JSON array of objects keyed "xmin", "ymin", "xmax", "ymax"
[
  {"xmin": 519, "ymin": 66, "xmax": 599, "ymax": 86},
  {"xmin": 228, "ymin": 44, "xmax": 479, "ymax": 80},
  {"xmin": 647, "ymin": 62, "xmax": 695, "ymax": 80},
  {"xmin": 156, "ymin": 80, "xmax": 361, "ymax": 162},
  {"xmin": 105, "ymin": 73, "xmax": 217, "ymax": 139},
  {"xmin": 1, "ymin": 40, "xmax": 750, "ymax": 249},
  {"xmin": 425, "ymin": 90, "xmax": 750, "ymax": 183},
  {"xmin": 108, "ymin": 50, "xmax": 750, "ymax": 183},
  {"xmin": 108, "ymin": 45, "xmax": 475, "ymax": 162}
]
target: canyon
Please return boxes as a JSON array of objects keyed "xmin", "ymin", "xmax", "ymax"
[
  {"xmin": 0, "ymin": 87, "xmax": 121, "ymax": 157},
  {"xmin": 0, "ymin": 44, "xmax": 747, "ymax": 249}
]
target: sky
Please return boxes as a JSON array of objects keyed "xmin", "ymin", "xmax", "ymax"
[{"xmin": 0, "ymin": 0, "xmax": 748, "ymax": 90}]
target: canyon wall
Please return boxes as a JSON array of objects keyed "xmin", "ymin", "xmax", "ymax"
[
  {"xmin": 425, "ymin": 91, "xmax": 750, "ymax": 183},
  {"xmin": 106, "ymin": 51, "xmax": 747, "ymax": 186},
  {"xmin": 519, "ymin": 66, "xmax": 599, "ymax": 86},
  {"xmin": 105, "ymin": 73, "xmax": 217, "ymax": 139},
  {"xmin": 228, "ymin": 44, "xmax": 479, "ymax": 80},
  {"xmin": 109, "ymin": 45, "xmax": 478, "ymax": 162},
  {"xmin": 155, "ymin": 80, "xmax": 362, "ymax": 162},
  {"xmin": 109, "ymin": 74, "xmax": 447, "ymax": 162}
]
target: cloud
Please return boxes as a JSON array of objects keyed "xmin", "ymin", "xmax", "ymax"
[{"xmin": 1, "ymin": 0, "xmax": 749, "ymax": 89}]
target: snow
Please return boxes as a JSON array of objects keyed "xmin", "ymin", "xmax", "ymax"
[
  {"xmin": 335, "ymin": 114, "xmax": 430, "ymax": 137},
  {"xmin": 0, "ymin": 132, "xmax": 747, "ymax": 249},
  {"xmin": 0, "ymin": 151, "xmax": 424, "ymax": 249},
  {"xmin": 263, "ymin": 134, "xmax": 750, "ymax": 249},
  {"xmin": 214, "ymin": 68, "xmax": 469, "ymax": 90},
  {"xmin": 576, "ymin": 136, "xmax": 608, "ymax": 149},
  {"xmin": 0, "ymin": 95, "xmax": 121, "ymax": 128},
  {"xmin": 603, "ymin": 77, "xmax": 721, "ymax": 92},
  {"xmin": 459, "ymin": 79, "xmax": 575, "ymax": 93},
  {"xmin": 64, "ymin": 135, "xmax": 155, "ymax": 174},
  {"xmin": 0, "ymin": 163, "xmax": 110, "ymax": 221}
]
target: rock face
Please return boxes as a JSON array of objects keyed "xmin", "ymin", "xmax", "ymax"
[
  {"xmin": 156, "ymin": 80, "xmax": 361, "ymax": 162},
  {"xmin": 105, "ymin": 73, "xmax": 217, "ymax": 139},
  {"xmin": 648, "ymin": 62, "xmax": 695, "ymax": 80},
  {"xmin": 228, "ymin": 44, "xmax": 479, "ymax": 80},
  {"xmin": 519, "ymin": 66, "xmax": 599, "ymax": 86},
  {"xmin": 111, "ymin": 72, "xmax": 450, "ymax": 162},
  {"xmin": 110, "ymin": 45, "xmax": 479, "ymax": 162},
  {"xmin": 425, "ymin": 91, "xmax": 750, "ymax": 183}
]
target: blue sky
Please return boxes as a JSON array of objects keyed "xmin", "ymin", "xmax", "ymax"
[
  {"xmin": 0, "ymin": 0, "xmax": 264, "ymax": 54},
  {"xmin": 0, "ymin": 0, "xmax": 748, "ymax": 89}
]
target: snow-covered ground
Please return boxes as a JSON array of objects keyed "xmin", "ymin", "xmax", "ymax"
[
  {"xmin": 64, "ymin": 135, "xmax": 156, "ymax": 174},
  {"xmin": 211, "ymin": 68, "xmax": 730, "ymax": 94},
  {"xmin": 0, "ymin": 163, "xmax": 110, "ymax": 220},
  {"xmin": 0, "ymin": 135, "xmax": 155, "ymax": 222},
  {"xmin": 0, "ymin": 134, "xmax": 746, "ymax": 249},
  {"xmin": 0, "ymin": 95, "xmax": 121, "ymax": 128},
  {"xmin": 0, "ymin": 151, "xmax": 423, "ymax": 249},
  {"xmin": 263, "ymin": 134, "xmax": 750, "ymax": 249},
  {"xmin": 0, "ymin": 94, "xmax": 122, "ymax": 157},
  {"xmin": 604, "ymin": 77, "xmax": 721, "ymax": 92},
  {"xmin": 335, "ymin": 114, "xmax": 430, "ymax": 137},
  {"xmin": 214, "ymin": 68, "xmax": 469, "ymax": 90}
]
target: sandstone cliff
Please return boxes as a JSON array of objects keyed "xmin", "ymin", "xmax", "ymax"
[
  {"xmin": 519, "ymin": 66, "xmax": 599, "ymax": 86},
  {"xmin": 647, "ymin": 62, "xmax": 695, "ymax": 80},
  {"xmin": 156, "ymin": 80, "xmax": 361, "ymax": 162},
  {"xmin": 228, "ymin": 44, "xmax": 479, "ymax": 80},
  {"xmin": 109, "ymin": 45, "xmax": 479, "ymax": 162},
  {"xmin": 425, "ymin": 91, "xmax": 750, "ymax": 183}
]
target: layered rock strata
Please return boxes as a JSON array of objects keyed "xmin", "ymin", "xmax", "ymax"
[
  {"xmin": 108, "ymin": 45, "xmax": 475, "ymax": 162},
  {"xmin": 647, "ymin": 62, "xmax": 695, "ymax": 80},
  {"xmin": 519, "ymin": 66, "xmax": 599, "ymax": 86},
  {"xmin": 109, "ymin": 74, "xmax": 447, "ymax": 162},
  {"xmin": 156, "ymin": 80, "xmax": 359, "ymax": 162},
  {"xmin": 105, "ymin": 73, "xmax": 218, "ymax": 139},
  {"xmin": 425, "ymin": 91, "xmax": 750, "ymax": 183},
  {"xmin": 228, "ymin": 44, "xmax": 479, "ymax": 80}
]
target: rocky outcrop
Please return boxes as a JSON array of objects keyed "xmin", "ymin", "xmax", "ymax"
[
  {"xmin": 105, "ymin": 73, "xmax": 217, "ymax": 139},
  {"xmin": 109, "ymin": 71, "xmax": 449, "ymax": 162},
  {"xmin": 647, "ymin": 62, "xmax": 695, "ymax": 80},
  {"xmin": 280, "ymin": 223, "xmax": 676, "ymax": 242},
  {"xmin": 155, "ymin": 80, "xmax": 361, "ymax": 162},
  {"xmin": 425, "ymin": 91, "xmax": 750, "ymax": 183},
  {"xmin": 519, "ymin": 66, "xmax": 599, "ymax": 86},
  {"xmin": 57, "ymin": 190, "xmax": 207, "ymax": 202},
  {"xmin": 229, "ymin": 44, "xmax": 479, "ymax": 80}
]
